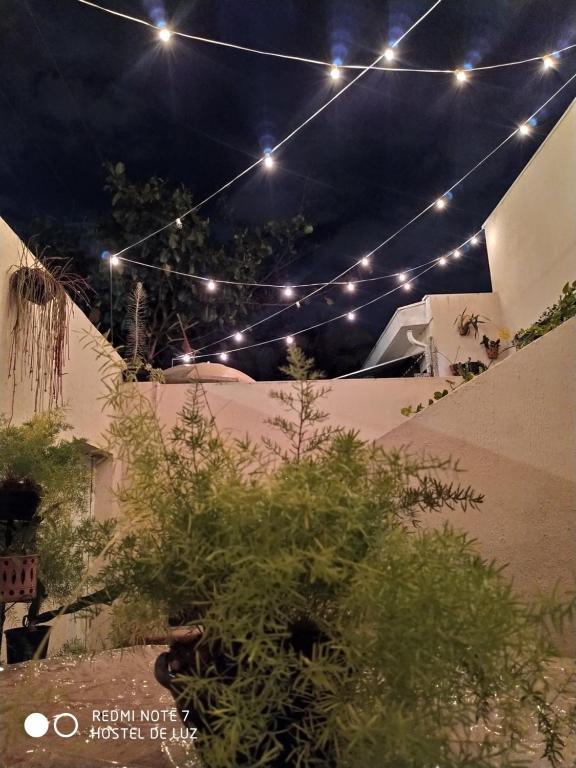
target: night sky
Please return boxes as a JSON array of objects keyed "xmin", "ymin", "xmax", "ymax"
[{"xmin": 2, "ymin": 0, "xmax": 575, "ymax": 378}]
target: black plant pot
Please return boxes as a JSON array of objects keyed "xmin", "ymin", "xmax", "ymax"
[
  {"xmin": 5, "ymin": 624, "xmax": 51, "ymax": 664},
  {"xmin": 0, "ymin": 480, "xmax": 42, "ymax": 522},
  {"xmin": 155, "ymin": 619, "xmax": 337, "ymax": 767}
]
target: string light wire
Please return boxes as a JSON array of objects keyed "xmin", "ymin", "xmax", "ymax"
[
  {"xmin": 106, "ymin": 0, "xmax": 443, "ymax": 260},
  {"xmin": 189, "ymin": 69, "xmax": 576, "ymax": 354},
  {"xmin": 75, "ymin": 0, "xmax": 576, "ymax": 75},
  {"xmin": 194, "ymin": 256, "xmax": 450, "ymax": 359}
]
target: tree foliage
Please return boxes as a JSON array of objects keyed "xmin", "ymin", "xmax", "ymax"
[
  {"xmin": 102, "ymin": 348, "xmax": 573, "ymax": 768},
  {"xmin": 32, "ymin": 162, "xmax": 313, "ymax": 367}
]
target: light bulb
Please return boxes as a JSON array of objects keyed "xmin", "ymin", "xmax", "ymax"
[
  {"xmin": 384, "ymin": 47, "xmax": 395, "ymax": 62},
  {"xmin": 110, "ymin": 255, "xmax": 120, "ymax": 266},
  {"xmin": 452, "ymin": 249, "xmax": 461, "ymax": 259},
  {"xmin": 398, "ymin": 272, "xmax": 407, "ymax": 283},
  {"xmin": 286, "ymin": 335, "xmax": 294, "ymax": 345},
  {"xmin": 207, "ymin": 280, "xmax": 216, "ymax": 291},
  {"xmin": 518, "ymin": 123, "xmax": 530, "ymax": 136},
  {"xmin": 158, "ymin": 27, "xmax": 172, "ymax": 43},
  {"xmin": 329, "ymin": 65, "xmax": 341, "ymax": 81},
  {"xmin": 346, "ymin": 281, "xmax": 356, "ymax": 292},
  {"xmin": 219, "ymin": 352, "xmax": 229, "ymax": 362},
  {"xmin": 263, "ymin": 153, "xmax": 274, "ymax": 169},
  {"xmin": 360, "ymin": 256, "xmax": 370, "ymax": 267},
  {"xmin": 470, "ymin": 235, "xmax": 480, "ymax": 246},
  {"xmin": 175, "ymin": 217, "xmax": 183, "ymax": 230},
  {"xmin": 347, "ymin": 312, "xmax": 356, "ymax": 321},
  {"xmin": 438, "ymin": 256, "xmax": 447, "ymax": 266},
  {"xmin": 182, "ymin": 354, "xmax": 192, "ymax": 363},
  {"xmin": 403, "ymin": 282, "xmax": 412, "ymax": 291},
  {"xmin": 542, "ymin": 55, "xmax": 555, "ymax": 70},
  {"xmin": 234, "ymin": 332, "xmax": 244, "ymax": 343},
  {"xmin": 455, "ymin": 69, "xmax": 468, "ymax": 83},
  {"xmin": 283, "ymin": 286, "xmax": 294, "ymax": 298},
  {"xmin": 435, "ymin": 197, "xmax": 446, "ymax": 210}
]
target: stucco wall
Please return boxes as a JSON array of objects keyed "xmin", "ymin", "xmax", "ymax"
[
  {"xmin": 426, "ymin": 292, "xmax": 510, "ymax": 376},
  {"xmin": 376, "ymin": 317, "xmax": 576, "ymax": 648},
  {"xmin": 0, "ymin": 217, "xmax": 121, "ymax": 657},
  {"xmin": 135, "ymin": 376, "xmax": 461, "ymax": 446},
  {"xmin": 484, "ymin": 98, "xmax": 576, "ymax": 335}
]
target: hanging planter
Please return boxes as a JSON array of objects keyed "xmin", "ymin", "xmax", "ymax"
[
  {"xmin": 454, "ymin": 308, "xmax": 486, "ymax": 338},
  {"xmin": 0, "ymin": 479, "xmax": 42, "ymax": 522},
  {"xmin": 481, "ymin": 335, "xmax": 501, "ymax": 360},
  {"xmin": 9, "ymin": 266, "xmax": 57, "ymax": 306},
  {"xmin": 8, "ymin": 245, "xmax": 89, "ymax": 412},
  {"xmin": 0, "ymin": 554, "xmax": 38, "ymax": 603}
]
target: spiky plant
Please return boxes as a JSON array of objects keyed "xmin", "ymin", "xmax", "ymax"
[
  {"xmin": 102, "ymin": 346, "xmax": 573, "ymax": 768},
  {"xmin": 125, "ymin": 281, "xmax": 149, "ymax": 367}
]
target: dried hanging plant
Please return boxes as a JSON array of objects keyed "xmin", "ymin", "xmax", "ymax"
[{"xmin": 8, "ymin": 244, "xmax": 89, "ymax": 413}]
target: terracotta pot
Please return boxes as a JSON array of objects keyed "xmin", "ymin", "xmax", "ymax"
[
  {"xmin": 0, "ymin": 554, "xmax": 38, "ymax": 603},
  {"xmin": 485, "ymin": 345, "xmax": 500, "ymax": 360}
]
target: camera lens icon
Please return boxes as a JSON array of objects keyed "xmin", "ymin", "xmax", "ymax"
[{"xmin": 24, "ymin": 712, "xmax": 79, "ymax": 739}]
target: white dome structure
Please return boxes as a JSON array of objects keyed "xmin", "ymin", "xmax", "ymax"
[{"xmin": 163, "ymin": 362, "xmax": 255, "ymax": 384}]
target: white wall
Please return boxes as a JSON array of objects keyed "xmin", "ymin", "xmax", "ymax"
[
  {"xmin": 484, "ymin": 98, "xmax": 576, "ymax": 335},
  {"xmin": 0, "ymin": 217, "xmax": 121, "ymax": 657},
  {"xmin": 377, "ymin": 317, "xmax": 576, "ymax": 653}
]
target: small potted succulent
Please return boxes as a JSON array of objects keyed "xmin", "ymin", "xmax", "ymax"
[
  {"xmin": 454, "ymin": 308, "xmax": 487, "ymax": 337},
  {"xmin": 481, "ymin": 334, "xmax": 500, "ymax": 360}
]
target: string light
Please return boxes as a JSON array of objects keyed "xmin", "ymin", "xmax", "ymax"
[
  {"xmin": 347, "ymin": 311, "xmax": 356, "ymax": 321},
  {"xmin": 175, "ymin": 217, "xmax": 183, "ymax": 229},
  {"xmin": 518, "ymin": 123, "xmax": 531, "ymax": 136},
  {"xmin": 455, "ymin": 69, "xmax": 468, "ymax": 83},
  {"xmin": 75, "ymin": 2, "xmax": 576, "ymax": 78},
  {"xmin": 360, "ymin": 256, "xmax": 370, "ymax": 267},
  {"xmin": 110, "ymin": 255, "xmax": 120, "ymax": 266},
  {"xmin": 207, "ymin": 280, "xmax": 217, "ymax": 291},
  {"xmin": 285, "ymin": 335, "xmax": 294, "ymax": 345},
  {"xmin": 435, "ymin": 197, "xmax": 447, "ymax": 210},
  {"xmin": 542, "ymin": 55, "xmax": 555, "ymax": 70},
  {"xmin": 397, "ymin": 272, "xmax": 407, "ymax": 283},
  {"xmin": 102, "ymin": 7, "xmax": 576, "ymax": 268},
  {"xmin": 234, "ymin": 332, "xmax": 245, "ymax": 343},
  {"xmin": 283, "ymin": 286, "xmax": 294, "ymax": 298},
  {"xmin": 182, "ymin": 353, "xmax": 192, "ymax": 363},
  {"xmin": 346, "ymin": 281, "xmax": 356, "ymax": 292},
  {"xmin": 193, "ymin": 236, "xmax": 476, "ymax": 360},
  {"xmin": 219, "ymin": 352, "xmax": 229, "ymax": 362},
  {"xmin": 452, "ymin": 249, "xmax": 461, "ymax": 258},
  {"xmin": 329, "ymin": 64, "xmax": 341, "ymax": 81},
  {"xmin": 158, "ymin": 27, "xmax": 172, "ymax": 43},
  {"xmin": 438, "ymin": 256, "xmax": 447, "ymax": 266},
  {"xmin": 263, "ymin": 152, "xmax": 275, "ymax": 169},
  {"xmin": 470, "ymin": 235, "xmax": 480, "ymax": 246}
]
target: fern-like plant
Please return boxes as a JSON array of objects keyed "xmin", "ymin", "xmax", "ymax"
[{"xmin": 102, "ymin": 347, "xmax": 573, "ymax": 768}]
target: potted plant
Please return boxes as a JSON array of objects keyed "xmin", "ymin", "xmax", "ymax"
[
  {"xmin": 121, "ymin": 282, "xmax": 164, "ymax": 382},
  {"xmin": 481, "ymin": 334, "xmax": 500, "ymax": 360},
  {"xmin": 103, "ymin": 347, "xmax": 572, "ymax": 768},
  {"xmin": 449, "ymin": 358, "xmax": 487, "ymax": 377},
  {"xmin": 0, "ymin": 412, "xmax": 114, "ymax": 663},
  {"xmin": 8, "ymin": 245, "xmax": 89, "ymax": 412},
  {"xmin": 454, "ymin": 308, "xmax": 487, "ymax": 337}
]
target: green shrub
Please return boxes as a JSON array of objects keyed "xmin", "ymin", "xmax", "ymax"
[
  {"xmin": 0, "ymin": 412, "xmax": 114, "ymax": 611},
  {"xmin": 105, "ymin": 348, "xmax": 572, "ymax": 768},
  {"xmin": 514, "ymin": 280, "xmax": 576, "ymax": 348}
]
